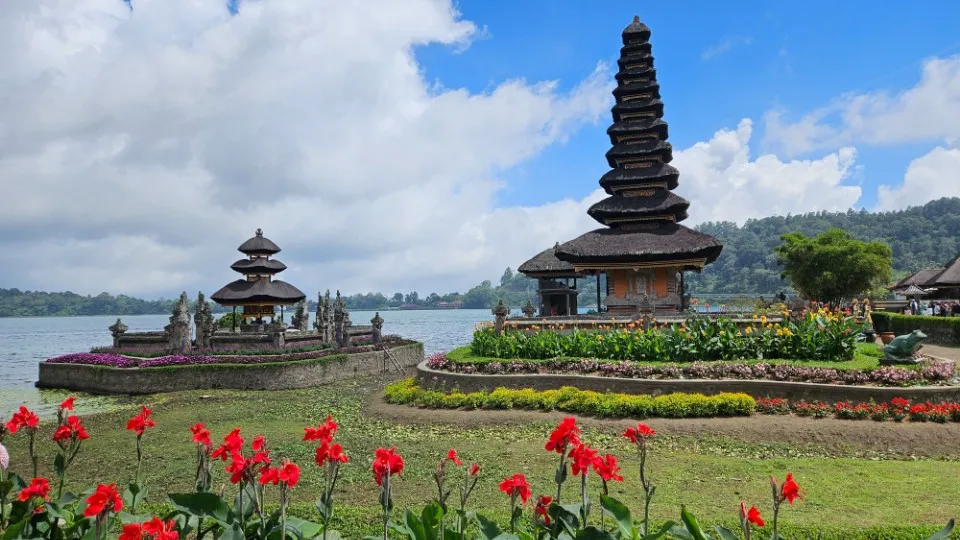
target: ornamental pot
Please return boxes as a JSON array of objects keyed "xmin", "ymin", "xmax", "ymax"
[{"xmin": 879, "ymin": 331, "xmax": 896, "ymax": 345}]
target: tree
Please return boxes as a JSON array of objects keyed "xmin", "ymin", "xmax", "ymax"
[
  {"xmin": 775, "ymin": 228, "xmax": 893, "ymax": 302},
  {"xmin": 391, "ymin": 293, "xmax": 404, "ymax": 304},
  {"xmin": 500, "ymin": 267, "xmax": 514, "ymax": 287}
]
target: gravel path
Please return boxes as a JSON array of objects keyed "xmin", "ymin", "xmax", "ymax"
[{"xmin": 923, "ymin": 344, "xmax": 960, "ymax": 362}]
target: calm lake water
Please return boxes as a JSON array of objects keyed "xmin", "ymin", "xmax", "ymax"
[{"xmin": 0, "ymin": 309, "xmax": 499, "ymax": 417}]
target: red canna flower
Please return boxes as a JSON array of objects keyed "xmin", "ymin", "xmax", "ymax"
[
  {"xmin": 372, "ymin": 447, "xmax": 404, "ymax": 486},
  {"xmin": 6, "ymin": 406, "xmax": 39, "ymax": 434},
  {"xmin": 60, "ymin": 396, "xmax": 76, "ymax": 412},
  {"xmin": 746, "ymin": 504, "xmax": 764, "ymax": 527},
  {"xmin": 316, "ymin": 441, "xmax": 349, "ymax": 467},
  {"xmin": 84, "ymin": 483, "xmax": 123, "ymax": 517},
  {"xmin": 190, "ymin": 423, "xmax": 211, "ymax": 448},
  {"xmin": 545, "ymin": 417, "xmax": 580, "ymax": 453},
  {"xmin": 569, "ymin": 443, "xmax": 600, "ymax": 476},
  {"xmin": 498, "ymin": 473, "xmax": 532, "ymax": 504},
  {"xmin": 252, "ymin": 435, "xmax": 266, "ymax": 452},
  {"xmin": 593, "ymin": 453, "xmax": 624, "ymax": 483},
  {"xmin": 211, "ymin": 428, "xmax": 243, "ymax": 461},
  {"xmin": 18, "ymin": 477, "xmax": 51, "ymax": 502},
  {"xmin": 534, "ymin": 495, "xmax": 552, "ymax": 525},
  {"xmin": 468, "ymin": 463, "xmax": 481, "ymax": 476},
  {"xmin": 779, "ymin": 473, "xmax": 802, "ymax": 505},
  {"xmin": 623, "ymin": 423, "xmax": 655, "ymax": 443},
  {"xmin": 126, "ymin": 407, "xmax": 156, "ymax": 436},
  {"xmin": 52, "ymin": 415, "xmax": 89, "ymax": 443},
  {"xmin": 142, "ymin": 517, "xmax": 179, "ymax": 540},
  {"xmin": 278, "ymin": 460, "xmax": 300, "ymax": 487},
  {"xmin": 446, "ymin": 449, "xmax": 463, "ymax": 466},
  {"xmin": 119, "ymin": 523, "xmax": 144, "ymax": 540},
  {"xmin": 303, "ymin": 415, "xmax": 339, "ymax": 443}
]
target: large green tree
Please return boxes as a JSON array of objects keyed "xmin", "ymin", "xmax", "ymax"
[{"xmin": 774, "ymin": 228, "xmax": 893, "ymax": 302}]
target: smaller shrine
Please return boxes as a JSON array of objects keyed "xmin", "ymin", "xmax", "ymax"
[{"xmin": 211, "ymin": 229, "xmax": 307, "ymax": 328}]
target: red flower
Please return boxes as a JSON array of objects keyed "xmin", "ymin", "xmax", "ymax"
[
  {"xmin": 890, "ymin": 397, "xmax": 910, "ymax": 408},
  {"xmin": 6, "ymin": 406, "xmax": 39, "ymax": 434},
  {"xmin": 211, "ymin": 428, "xmax": 243, "ymax": 461},
  {"xmin": 468, "ymin": 463, "xmax": 481, "ymax": 476},
  {"xmin": 225, "ymin": 454, "xmax": 249, "ymax": 484},
  {"xmin": 569, "ymin": 444, "xmax": 600, "ymax": 476},
  {"xmin": 544, "ymin": 417, "xmax": 580, "ymax": 453},
  {"xmin": 303, "ymin": 415, "xmax": 339, "ymax": 443},
  {"xmin": 372, "ymin": 447, "xmax": 404, "ymax": 486},
  {"xmin": 623, "ymin": 423, "xmax": 655, "ymax": 443},
  {"xmin": 142, "ymin": 517, "xmax": 179, "ymax": 540},
  {"xmin": 779, "ymin": 473, "xmax": 802, "ymax": 505},
  {"xmin": 252, "ymin": 435, "xmax": 266, "ymax": 452},
  {"xmin": 60, "ymin": 396, "xmax": 76, "ymax": 411},
  {"xmin": 119, "ymin": 523, "xmax": 144, "ymax": 540},
  {"xmin": 316, "ymin": 442, "xmax": 349, "ymax": 467},
  {"xmin": 593, "ymin": 453, "xmax": 624, "ymax": 483},
  {"xmin": 18, "ymin": 477, "xmax": 51, "ymax": 502},
  {"xmin": 446, "ymin": 449, "xmax": 462, "ymax": 466},
  {"xmin": 498, "ymin": 473, "xmax": 531, "ymax": 504},
  {"xmin": 84, "ymin": 483, "xmax": 123, "ymax": 517},
  {"xmin": 126, "ymin": 407, "xmax": 156, "ymax": 436},
  {"xmin": 190, "ymin": 423, "xmax": 211, "ymax": 448},
  {"xmin": 534, "ymin": 495, "xmax": 552, "ymax": 525},
  {"xmin": 278, "ymin": 461, "xmax": 300, "ymax": 487},
  {"xmin": 745, "ymin": 504, "xmax": 764, "ymax": 527},
  {"xmin": 52, "ymin": 415, "xmax": 89, "ymax": 443}
]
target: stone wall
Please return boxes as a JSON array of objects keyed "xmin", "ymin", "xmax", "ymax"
[
  {"xmin": 37, "ymin": 343, "xmax": 423, "ymax": 395},
  {"xmin": 415, "ymin": 361, "xmax": 960, "ymax": 403}
]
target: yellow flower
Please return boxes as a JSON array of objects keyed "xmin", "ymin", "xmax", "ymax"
[{"xmin": 760, "ymin": 315, "xmax": 767, "ymax": 325}]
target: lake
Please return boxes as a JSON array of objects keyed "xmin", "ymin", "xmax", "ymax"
[{"xmin": 0, "ymin": 309, "xmax": 500, "ymax": 417}]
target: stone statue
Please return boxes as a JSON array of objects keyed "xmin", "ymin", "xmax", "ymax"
[
  {"xmin": 340, "ymin": 311, "xmax": 352, "ymax": 347},
  {"xmin": 314, "ymin": 290, "xmax": 333, "ymax": 343},
  {"xmin": 193, "ymin": 292, "xmax": 217, "ymax": 350},
  {"xmin": 371, "ymin": 312, "xmax": 384, "ymax": 344},
  {"xmin": 167, "ymin": 291, "xmax": 192, "ymax": 354},
  {"xmin": 492, "ymin": 299, "xmax": 509, "ymax": 335},
  {"xmin": 108, "ymin": 318, "xmax": 128, "ymax": 348},
  {"xmin": 333, "ymin": 290, "xmax": 346, "ymax": 346},
  {"xmin": 881, "ymin": 330, "xmax": 928, "ymax": 365},
  {"xmin": 521, "ymin": 300, "xmax": 536, "ymax": 318},
  {"xmin": 291, "ymin": 300, "xmax": 309, "ymax": 331}
]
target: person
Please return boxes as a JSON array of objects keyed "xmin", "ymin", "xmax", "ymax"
[
  {"xmin": 934, "ymin": 303, "xmax": 941, "ymax": 316},
  {"xmin": 952, "ymin": 301, "xmax": 960, "ymax": 317},
  {"xmin": 910, "ymin": 298, "xmax": 919, "ymax": 315}
]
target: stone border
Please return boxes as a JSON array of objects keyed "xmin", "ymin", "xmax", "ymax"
[
  {"xmin": 36, "ymin": 343, "xmax": 423, "ymax": 395},
  {"xmin": 415, "ymin": 360, "xmax": 960, "ymax": 403}
]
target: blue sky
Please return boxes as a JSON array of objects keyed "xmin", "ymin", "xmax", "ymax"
[{"xmin": 417, "ymin": 0, "xmax": 960, "ymax": 210}]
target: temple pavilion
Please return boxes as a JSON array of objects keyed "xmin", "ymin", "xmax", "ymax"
[
  {"xmin": 519, "ymin": 16, "xmax": 723, "ymax": 316},
  {"xmin": 211, "ymin": 228, "xmax": 306, "ymax": 324}
]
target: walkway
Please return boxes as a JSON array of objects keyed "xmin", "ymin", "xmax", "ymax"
[{"xmin": 923, "ymin": 344, "xmax": 960, "ymax": 362}]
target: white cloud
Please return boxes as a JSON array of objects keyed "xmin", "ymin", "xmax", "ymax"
[
  {"xmin": 876, "ymin": 146, "xmax": 960, "ymax": 211},
  {"xmin": 675, "ymin": 120, "xmax": 861, "ymax": 224},
  {"xmin": 700, "ymin": 35, "xmax": 752, "ymax": 61},
  {"xmin": 763, "ymin": 55, "xmax": 960, "ymax": 156},
  {"xmin": 0, "ymin": 0, "xmax": 614, "ymax": 297}
]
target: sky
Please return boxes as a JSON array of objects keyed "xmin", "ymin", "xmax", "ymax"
[{"xmin": 1, "ymin": 0, "xmax": 959, "ymax": 299}]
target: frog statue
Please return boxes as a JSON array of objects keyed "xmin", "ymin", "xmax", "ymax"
[{"xmin": 881, "ymin": 330, "xmax": 927, "ymax": 365}]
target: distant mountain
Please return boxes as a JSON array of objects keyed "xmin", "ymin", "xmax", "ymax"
[
  {"xmin": 0, "ymin": 289, "xmax": 179, "ymax": 317},
  {"xmin": 686, "ymin": 197, "xmax": 960, "ymax": 294}
]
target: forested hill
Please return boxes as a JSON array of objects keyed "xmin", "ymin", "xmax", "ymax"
[
  {"xmin": 686, "ymin": 197, "xmax": 960, "ymax": 294},
  {"xmin": 0, "ymin": 290, "xmax": 178, "ymax": 317}
]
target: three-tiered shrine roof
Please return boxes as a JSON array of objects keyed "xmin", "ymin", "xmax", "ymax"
[
  {"xmin": 211, "ymin": 229, "xmax": 306, "ymax": 307},
  {"xmin": 518, "ymin": 244, "xmax": 581, "ymax": 278}
]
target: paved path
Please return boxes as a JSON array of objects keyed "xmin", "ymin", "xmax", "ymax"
[{"xmin": 923, "ymin": 344, "xmax": 960, "ymax": 362}]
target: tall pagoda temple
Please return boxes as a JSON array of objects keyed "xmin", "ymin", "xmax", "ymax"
[
  {"xmin": 519, "ymin": 16, "xmax": 722, "ymax": 315},
  {"xmin": 211, "ymin": 229, "xmax": 306, "ymax": 323}
]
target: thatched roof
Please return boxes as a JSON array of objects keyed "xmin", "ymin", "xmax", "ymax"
[
  {"xmin": 599, "ymin": 163, "xmax": 679, "ymax": 193},
  {"xmin": 230, "ymin": 258, "xmax": 287, "ymax": 274},
  {"xmin": 901, "ymin": 284, "xmax": 930, "ymax": 296},
  {"xmin": 611, "ymin": 99, "xmax": 664, "ymax": 122},
  {"xmin": 617, "ymin": 54, "xmax": 655, "ymax": 70},
  {"xmin": 555, "ymin": 224, "xmax": 722, "ymax": 265},
  {"xmin": 605, "ymin": 140, "xmax": 673, "ymax": 168},
  {"xmin": 238, "ymin": 228, "xmax": 281, "ymax": 255},
  {"xmin": 211, "ymin": 279, "xmax": 306, "ymax": 306},
  {"xmin": 890, "ymin": 267, "xmax": 943, "ymax": 290},
  {"xmin": 518, "ymin": 245, "xmax": 581, "ymax": 277},
  {"xmin": 588, "ymin": 191, "xmax": 689, "ymax": 225},
  {"xmin": 622, "ymin": 15, "xmax": 651, "ymax": 43},
  {"xmin": 930, "ymin": 256, "xmax": 960, "ymax": 287},
  {"xmin": 606, "ymin": 118, "xmax": 668, "ymax": 140}
]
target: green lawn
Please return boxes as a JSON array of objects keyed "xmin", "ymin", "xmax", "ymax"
[
  {"xmin": 4, "ymin": 377, "xmax": 956, "ymax": 538},
  {"xmin": 445, "ymin": 342, "xmax": 891, "ymax": 371}
]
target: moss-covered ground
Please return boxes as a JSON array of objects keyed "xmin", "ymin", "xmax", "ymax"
[{"xmin": 5, "ymin": 377, "xmax": 958, "ymax": 538}]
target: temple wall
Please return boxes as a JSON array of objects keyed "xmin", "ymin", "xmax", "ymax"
[{"xmin": 37, "ymin": 343, "xmax": 423, "ymax": 395}]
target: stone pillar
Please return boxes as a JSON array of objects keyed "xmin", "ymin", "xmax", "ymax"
[
  {"xmin": 272, "ymin": 328, "xmax": 286, "ymax": 348},
  {"xmin": 341, "ymin": 311, "xmax": 352, "ymax": 347},
  {"xmin": 492, "ymin": 299, "xmax": 509, "ymax": 335},
  {"xmin": 333, "ymin": 290, "xmax": 345, "ymax": 347},
  {"xmin": 522, "ymin": 301, "xmax": 535, "ymax": 319},
  {"xmin": 291, "ymin": 299, "xmax": 309, "ymax": 331},
  {"xmin": 194, "ymin": 292, "xmax": 216, "ymax": 351},
  {"xmin": 371, "ymin": 312, "xmax": 384, "ymax": 344},
  {"xmin": 108, "ymin": 318, "xmax": 128, "ymax": 348},
  {"xmin": 168, "ymin": 291, "xmax": 192, "ymax": 354}
]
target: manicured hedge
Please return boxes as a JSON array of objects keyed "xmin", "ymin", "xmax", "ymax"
[
  {"xmin": 872, "ymin": 312, "xmax": 960, "ymax": 346},
  {"xmin": 384, "ymin": 378, "xmax": 756, "ymax": 418}
]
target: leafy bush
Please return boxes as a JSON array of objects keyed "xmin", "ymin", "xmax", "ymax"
[
  {"xmin": 474, "ymin": 311, "xmax": 861, "ymax": 363},
  {"xmin": 872, "ymin": 312, "xmax": 960, "ymax": 345},
  {"xmin": 384, "ymin": 379, "xmax": 755, "ymax": 419}
]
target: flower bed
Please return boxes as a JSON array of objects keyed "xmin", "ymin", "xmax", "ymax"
[
  {"xmin": 386, "ymin": 378, "xmax": 756, "ymax": 418},
  {"xmin": 476, "ymin": 311, "xmax": 862, "ymax": 363},
  {"xmin": 427, "ymin": 352, "xmax": 957, "ymax": 387},
  {"xmin": 48, "ymin": 338, "xmax": 416, "ymax": 368},
  {"xmin": 756, "ymin": 396, "xmax": 960, "ymax": 423},
  {"xmin": 90, "ymin": 334, "xmax": 404, "ymax": 358}
]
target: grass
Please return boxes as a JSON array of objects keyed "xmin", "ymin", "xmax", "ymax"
[
  {"xmin": 4, "ymin": 377, "xmax": 957, "ymax": 538},
  {"xmin": 444, "ymin": 343, "xmax": 893, "ymax": 371}
]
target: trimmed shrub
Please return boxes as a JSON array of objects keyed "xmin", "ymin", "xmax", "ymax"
[
  {"xmin": 872, "ymin": 312, "xmax": 960, "ymax": 346},
  {"xmin": 384, "ymin": 378, "xmax": 755, "ymax": 419}
]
